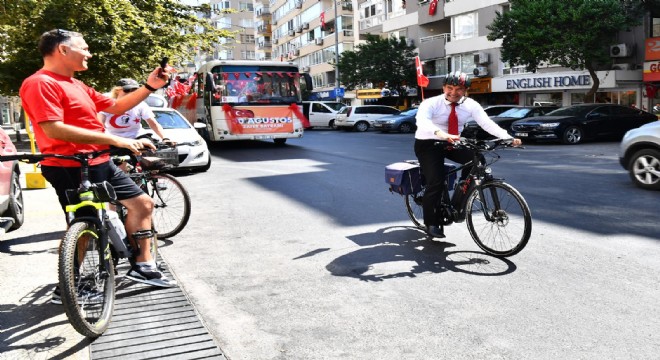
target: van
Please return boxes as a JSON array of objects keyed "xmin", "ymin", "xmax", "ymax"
[{"xmin": 302, "ymin": 101, "xmax": 346, "ymax": 129}]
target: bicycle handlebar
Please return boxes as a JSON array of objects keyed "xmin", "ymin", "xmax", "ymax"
[
  {"xmin": 0, "ymin": 147, "xmax": 135, "ymax": 165},
  {"xmin": 436, "ymin": 138, "xmax": 518, "ymax": 152}
]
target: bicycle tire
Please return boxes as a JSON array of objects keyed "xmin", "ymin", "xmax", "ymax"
[
  {"xmin": 465, "ymin": 182, "xmax": 532, "ymax": 257},
  {"xmin": 145, "ymin": 173, "xmax": 191, "ymax": 239},
  {"xmin": 59, "ymin": 221, "xmax": 115, "ymax": 338},
  {"xmin": 404, "ymin": 187, "xmax": 426, "ymax": 230}
]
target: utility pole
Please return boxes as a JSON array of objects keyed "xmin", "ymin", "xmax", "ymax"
[{"xmin": 333, "ymin": 0, "xmax": 341, "ymax": 102}]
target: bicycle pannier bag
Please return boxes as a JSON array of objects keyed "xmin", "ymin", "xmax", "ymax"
[{"xmin": 385, "ymin": 162, "xmax": 422, "ymax": 195}]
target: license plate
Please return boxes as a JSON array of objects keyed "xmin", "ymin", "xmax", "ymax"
[
  {"xmin": 254, "ymin": 135, "xmax": 273, "ymax": 139},
  {"xmin": 515, "ymin": 132, "xmax": 528, "ymax": 137},
  {"xmin": 374, "ymin": 123, "xmax": 382, "ymax": 127}
]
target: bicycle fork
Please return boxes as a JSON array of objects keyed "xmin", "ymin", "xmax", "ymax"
[{"xmin": 474, "ymin": 180, "xmax": 504, "ymax": 223}]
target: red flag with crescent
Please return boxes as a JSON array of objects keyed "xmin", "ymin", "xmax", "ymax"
[
  {"xmin": 429, "ymin": 0, "xmax": 438, "ymax": 16},
  {"xmin": 415, "ymin": 56, "xmax": 429, "ymax": 88},
  {"xmin": 320, "ymin": 12, "xmax": 325, "ymax": 30}
]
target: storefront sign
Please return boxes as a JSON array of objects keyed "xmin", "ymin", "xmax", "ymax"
[
  {"xmin": 505, "ymin": 75, "xmax": 590, "ymax": 90},
  {"xmin": 645, "ymin": 37, "xmax": 660, "ymax": 61},
  {"xmin": 643, "ymin": 60, "xmax": 660, "ymax": 82},
  {"xmin": 311, "ymin": 88, "xmax": 344, "ymax": 100},
  {"xmin": 469, "ymin": 78, "xmax": 492, "ymax": 94},
  {"xmin": 356, "ymin": 89, "xmax": 382, "ymax": 99}
]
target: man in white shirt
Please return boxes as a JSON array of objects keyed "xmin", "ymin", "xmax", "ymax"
[{"xmin": 414, "ymin": 71, "xmax": 522, "ymax": 238}]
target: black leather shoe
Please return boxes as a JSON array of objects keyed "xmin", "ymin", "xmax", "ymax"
[{"xmin": 426, "ymin": 225, "xmax": 446, "ymax": 238}]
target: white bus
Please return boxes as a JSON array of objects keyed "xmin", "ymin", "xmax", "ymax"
[{"xmin": 171, "ymin": 60, "xmax": 312, "ymax": 145}]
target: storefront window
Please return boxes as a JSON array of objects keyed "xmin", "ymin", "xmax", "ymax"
[
  {"xmin": 527, "ymin": 92, "xmax": 561, "ymax": 106},
  {"xmin": 572, "ymin": 90, "xmax": 637, "ymax": 106}
]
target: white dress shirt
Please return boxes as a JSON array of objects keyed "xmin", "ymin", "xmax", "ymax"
[{"xmin": 414, "ymin": 94, "xmax": 512, "ymax": 140}]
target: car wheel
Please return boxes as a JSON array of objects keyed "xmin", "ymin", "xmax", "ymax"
[
  {"xmin": 562, "ymin": 126, "xmax": 583, "ymax": 144},
  {"xmin": 354, "ymin": 121, "xmax": 369, "ymax": 132},
  {"xmin": 329, "ymin": 120, "xmax": 336, "ymax": 129},
  {"xmin": 398, "ymin": 122, "xmax": 414, "ymax": 133},
  {"xmin": 628, "ymin": 148, "xmax": 660, "ymax": 190},
  {"xmin": 4, "ymin": 170, "xmax": 24, "ymax": 230}
]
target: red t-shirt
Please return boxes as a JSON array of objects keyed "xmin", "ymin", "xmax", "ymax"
[{"xmin": 19, "ymin": 69, "xmax": 115, "ymax": 167}]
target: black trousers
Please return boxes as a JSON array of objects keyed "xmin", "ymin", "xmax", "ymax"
[{"xmin": 414, "ymin": 139, "xmax": 475, "ymax": 227}]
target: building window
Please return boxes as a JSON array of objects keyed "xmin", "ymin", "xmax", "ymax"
[
  {"xmin": 452, "ymin": 12, "xmax": 477, "ymax": 40},
  {"xmin": 239, "ymin": 2, "xmax": 254, "ymax": 12}
]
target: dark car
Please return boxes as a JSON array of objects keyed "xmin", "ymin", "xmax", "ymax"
[
  {"xmin": 510, "ymin": 104, "xmax": 658, "ymax": 144},
  {"xmin": 0, "ymin": 127, "xmax": 24, "ymax": 233},
  {"xmin": 374, "ymin": 108, "xmax": 418, "ymax": 133},
  {"xmin": 483, "ymin": 105, "xmax": 521, "ymax": 117},
  {"xmin": 462, "ymin": 106, "xmax": 558, "ymax": 140}
]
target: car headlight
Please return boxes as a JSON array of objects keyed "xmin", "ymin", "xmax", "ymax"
[
  {"xmin": 387, "ymin": 120, "xmax": 395, "ymax": 124},
  {"xmin": 539, "ymin": 122, "xmax": 560, "ymax": 128}
]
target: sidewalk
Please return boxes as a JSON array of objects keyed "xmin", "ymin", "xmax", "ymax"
[{"xmin": 0, "ymin": 156, "xmax": 227, "ymax": 359}]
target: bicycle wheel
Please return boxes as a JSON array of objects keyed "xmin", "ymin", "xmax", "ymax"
[
  {"xmin": 404, "ymin": 187, "xmax": 426, "ymax": 230},
  {"xmin": 145, "ymin": 173, "xmax": 191, "ymax": 239},
  {"xmin": 59, "ymin": 221, "xmax": 115, "ymax": 338},
  {"xmin": 465, "ymin": 182, "xmax": 532, "ymax": 257}
]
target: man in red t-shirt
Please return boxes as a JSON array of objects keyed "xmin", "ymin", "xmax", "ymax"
[{"xmin": 19, "ymin": 29, "xmax": 176, "ymax": 295}]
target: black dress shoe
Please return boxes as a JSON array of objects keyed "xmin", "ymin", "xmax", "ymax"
[{"xmin": 426, "ymin": 225, "xmax": 446, "ymax": 238}]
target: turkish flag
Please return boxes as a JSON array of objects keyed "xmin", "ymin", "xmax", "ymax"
[
  {"xmin": 429, "ymin": 0, "xmax": 438, "ymax": 16},
  {"xmin": 415, "ymin": 56, "xmax": 429, "ymax": 88},
  {"xmin": 320, "ymin": 11, "xmax": 325, "ymax": 30}
]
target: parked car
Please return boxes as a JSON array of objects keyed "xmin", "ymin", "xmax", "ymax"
[
  {"xmin": 147, "ymin": 108, "xmax": 212, "ymax": 171},
  {"xmin": 374, "ymin": 108, "xmax": 418, "ymax": 133},
  {"xmin": 462, "ymin": 106, "xmax": 558, "ymax": 140},
  {"xmin": 302, "ymin": 101, "xmax": 346, "ymax": 129},
  {"xmin": 483, "ymin": 105, "xmax": 522, "ymax": 117},
  {"xmin": 335, "ymin": 105, "xmax": 401, "ymax": 132},
  {"xmin": 510, "ymin": 104, "xmax": 658, "ymax": 144},
  {"xmin": 0, "ymin": 127, "xmax": 24, "ymax": 232},
  {"xmin": 619, "ymin": 121, "xmax": 660, "ymax": 190}
]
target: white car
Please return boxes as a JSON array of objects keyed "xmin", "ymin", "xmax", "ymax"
[
  {"xmin": 619, "ymin": 120, "xmax": 660, "ymax": 190},
  {"xmin": 148, "ymin": 108, "xmax": 211, "ymax": 172},
  {"xmin": 335, "ymin": 105, "xmax": 401, "ymax": 132}
]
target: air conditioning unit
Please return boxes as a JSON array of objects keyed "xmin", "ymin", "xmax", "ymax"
[
  {"xmin": 612, "ymin": 63, "xmax": 631, "ymax": 70},
  {"xmin": 294, "ymin": 49, "xmax": 300, "ymax": 56},
  {"xmin": 295, "ymin": 1, "xmax": 302, "ymax": 9},
  {"xmin": 342, "ymin": 2, "xmax": 353, "ymax": 11},
  {"xmin": 610, "ymin": 43, "xmax": 631, "ymax": 57},
  {"xmin": 343, "ymin": 30, "xmax": 353, "ymax": 37},
  {"xmin": 296, "ymin": 25, "xmax": 303, "ymax": 33},
  {"xmin": 302, "ymin": 66, "xmax": 310, "ymax": 72},
  {"xmin": 473, "ymin": 66, "xmax": 489, "ymax": 77},
  {"xmin": 315, "ymin": 38, "xmax": 324, "ymax": 45},
  {"xmin": 302, "ymin": 22, "xmax": 309, "ymax": 30},
  {"xmin": 474, "ymin": 52, "xmax": 489, "ymax": 64},
  {"xmin": 288, "ymin": 29, "xmax": 295, "ymax": 36}
]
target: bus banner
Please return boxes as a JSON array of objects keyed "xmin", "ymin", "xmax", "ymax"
[{"xmin": 222, "ymin": 105, "xmax": 297, "ymax": 134}]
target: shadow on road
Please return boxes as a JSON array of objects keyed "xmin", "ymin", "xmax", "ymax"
[{"xmin": 325, "ymin": 226, "xmax": 517, "ymax": 281}]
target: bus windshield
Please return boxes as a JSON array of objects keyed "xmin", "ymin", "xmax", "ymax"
[{"xmin": 211, "ymin": 65, "xmax": 302, "ymax": 105}]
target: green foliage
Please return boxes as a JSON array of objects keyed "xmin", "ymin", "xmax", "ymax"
[
  {"xmin": 486, "ymin": 0, "xmax": 644, "ymax": 98},
  {"xmin": 0, "ymin": 0, "xmax": 232, "ymax": 95},
  {"xmin": 336, "ymin": 34, "xmax": 417, "ymax": 96}
]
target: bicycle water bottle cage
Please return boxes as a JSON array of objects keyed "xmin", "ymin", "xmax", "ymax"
[{"xmin": 132, "ymin": 229, "xmax": 155, "ymax": 240}]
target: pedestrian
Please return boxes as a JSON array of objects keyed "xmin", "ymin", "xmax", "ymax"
[
  {"xmin": 653, "ymin": 103, "xmax": 660, "ymax": 114},
  {"xmin": 19, "ymin": 29, "xmax": 177, "ymax": 301},
  {"xmin": 414, "ymin": 71, "xmax": 522, "ymax": 238}
]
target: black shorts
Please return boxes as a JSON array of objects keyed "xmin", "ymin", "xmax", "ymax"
[{"xmin": 41, "ymin": 160, "xmax": 144, "ymax": 214}]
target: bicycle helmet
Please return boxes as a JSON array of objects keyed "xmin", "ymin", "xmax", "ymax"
[{"xmin": 443, "ymin": 71, "xmax": 472, "ymax": 88}]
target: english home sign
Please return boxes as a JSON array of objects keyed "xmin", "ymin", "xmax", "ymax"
[{"xmin": 492, "ymin": 71, "xmax": 615, "ymax": 92}]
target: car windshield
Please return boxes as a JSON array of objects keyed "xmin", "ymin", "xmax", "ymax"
[
  {"xmin": 400, "ymin": 108, "xmax": 418, "ymax": 116},
  {"xmin": 545, "ymin": 106, "xmax": 592, "ymax": 116},
  {"xmin": 495, "ymin": 108, "xmax": 531, "ymax": 118},
  {"xmin": 151, "ymin": 111, "xmax": 191, "ymax": 129},
  {"xmin": 325, "ymin": 102, "xmax": 346, "ymax": 111}
]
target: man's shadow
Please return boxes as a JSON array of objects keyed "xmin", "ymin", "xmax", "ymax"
[{"xmin": 325, "ymin": 226, "xmax": 517, "ymax": 282}]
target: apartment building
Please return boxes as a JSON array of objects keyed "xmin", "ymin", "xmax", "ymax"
[{"xmin": 195, "ymin": 0, "xmax": 658, "ymax": 110}]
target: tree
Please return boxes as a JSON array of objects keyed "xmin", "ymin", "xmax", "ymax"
[
  {"xmin": 0, "ymin": 0, "xmax": 233, "ymax": 95},
  {"xmin": 335, "ymin": 34, "xmax": 417, "ymax": 103},
  {"xmin": 487, "ymin": 0, "xmax": 645, "ymax": 101}
]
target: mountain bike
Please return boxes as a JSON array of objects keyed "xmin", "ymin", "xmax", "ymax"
[
  {"xmin": 387, "ymin": 138, "xmax": 532, "ymax": 257},
  {"xmin": 0, "ymin": 148, "xmax": 158, "ymax": 337},
  {"xmin": 114, "ymin": 141, "xmax": 192, "ymax": 239}
]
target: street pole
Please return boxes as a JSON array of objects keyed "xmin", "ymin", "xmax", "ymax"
[{"xmin": 333, "ymin": 0, "xmax": 341, "ymax": 102}]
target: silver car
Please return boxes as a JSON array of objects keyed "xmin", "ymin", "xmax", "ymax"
[{"xmin": 619, "ymin": 120, "xmax": 660, "ymax": 190}]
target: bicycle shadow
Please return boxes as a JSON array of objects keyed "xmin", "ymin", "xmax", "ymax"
[
  {"xmin": 0, "ymin": 284, "xmax": 91, "ymax": 358},
  {"xmin": 326, "ymin": 226, "xmax": 517, "ymax": 282},
  {"xmin": 0, "ymin": 231, "xmax": 65, "ymax": 256}
]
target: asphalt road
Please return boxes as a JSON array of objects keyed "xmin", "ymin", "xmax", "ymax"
[{"xmin": 158, "ymin": 130, "xmax": 660, "ymax": 360}]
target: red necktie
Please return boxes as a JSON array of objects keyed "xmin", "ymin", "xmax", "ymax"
[{"xmin": 448, "ymin": 102, "xmax": 459, "ymax": 135}]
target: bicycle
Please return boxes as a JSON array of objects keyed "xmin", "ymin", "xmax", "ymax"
[
  {"xmin": 386, "ymin": 138, "xmax": 532, "ymax": 257},
  {"xmin": 114, "ymin": 141, "xmax": 192, "ymax": 239},
  {"xmin": 1, "ymin": 148, "xmax": 159, "ymax": 337}
]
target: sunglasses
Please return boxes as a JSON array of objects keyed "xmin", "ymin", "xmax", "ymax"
[{"xmin": 123, "ymin": 88, "xmax": 137, "ymax": 93}]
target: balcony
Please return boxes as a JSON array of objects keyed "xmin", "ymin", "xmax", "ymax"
[
  {"xmin": 418, "ymin": 33, "xmax": 450, "ymax": 59},
  {"xmin": 255, "ymin": 7, "xmax": 271, "ymax": 17},
  {"xmin": 258, "ymin": 41, "xmax": 272, "ymax": 49},
  {"xmin": 257, "ymin": 25, "xmax": 272, "ymax": 34}
]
